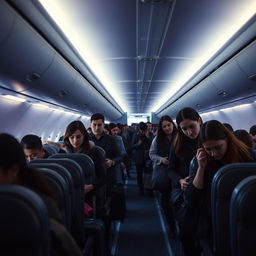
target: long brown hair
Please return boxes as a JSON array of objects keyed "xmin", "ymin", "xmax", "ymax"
[
  {"xmin": 64, "ymin": 120, "xmax": 91, "ymax": 154},
  {"xmin": 199, "ymin": 120, "xmax": 253, "ymax": 163},
  {"xmin": 174, "ymin": 107, "xmax": 202, "ymax": 155}
]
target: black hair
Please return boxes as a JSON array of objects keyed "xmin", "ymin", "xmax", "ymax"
[
  {"xmin": 0, "ymin": 133, "xmax": 57, "ymax": 201},
  {"xmin": 20, "ymin": 134, "xmax": 43, "ymax": 150},
  {"xmin": 175, "ymin": 107, "xmax": 202, "ymax": 155},
  {"xmin": 109, "ymin": 123, "xmax": 117, "ymax": 130},
  {"xmin": 249, "ymin": 125, "xmax": 256, "ymax": 136},
  {"xmin": 139, "ymin": 122, "xmax": 147, "ymax": 131},
  {"xmin": 234, "ymin": 129, "xmax": 254, "ymax": 148},
  {"xmin": 91, "ymin": 113, "xmax": 105, "ymax": 122}
]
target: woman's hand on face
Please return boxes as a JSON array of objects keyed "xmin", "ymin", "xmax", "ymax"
[
  {"xmin": 196, "ymin": 147, "xmax": 209, "ymax": 170},
  {"xmin": 161, "ymin": 157, "xmax": 169, "ymax": 165}
]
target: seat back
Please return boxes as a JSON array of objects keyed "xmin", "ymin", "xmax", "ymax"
[
  {"xmin": 0, "ymin": 185, "xmax": 50, "ymax": 256},
  {"xmin": 38, "ymin": 167, "xmax": 71, "ymax": 230},
  {"xmin": 211, "ymin": 162, "xmax": 256, "ymax": 256},
  {"xmin": 29, "ymin": 159, "xmax": 85, "ymax": 248},
  {"xmin": 230, "ymin": 175, "xmax": 256, "ymax": 256},
  {"xmin": 43, "ymin": 144, "xmax": 59, "ymax": 156},
  {"xmin": 50, "ymin": 153, "xmax": 95, "ymax": 184}
]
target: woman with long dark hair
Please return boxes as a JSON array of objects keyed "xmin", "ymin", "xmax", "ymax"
[
  {"xmin": 149, "ymin": 115, "xmax": 177, "ymax": 236},
  {"xmin": 186, "ymin": 120, "xmax": 256, "ymax": 254},
  {"xmin": 167, "ymin": 107, "xmax": 202, "ymax": 254}
]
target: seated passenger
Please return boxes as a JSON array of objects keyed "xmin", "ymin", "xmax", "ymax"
[
  {"xmin": 21, "ymin": 134, "xmax": 49, "ymax": 161},
  {"xmin": 234, "ymin": 129, "xmax": 254, "ymax": 148},
  {"xmin": 249, "ymin": 125, "xmax": 256, "ymax": 148},
  {"xmin": 63, "ymin": 120, "xmax": 106, "ymax": 208},
  {"xmin": 0, "ymin": 133, "xmax": 82, "ymax": 256},
  {"xmin": 186, "ymin": 120, "xmax": 256, "ymax": 255}
]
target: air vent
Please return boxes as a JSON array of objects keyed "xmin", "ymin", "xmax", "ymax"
[
  {"xmin": 218, "ymin": 90, "xmax": 228, "ymax": 97},
  {"xmin": 58, "ymin": 90, "xmax": 69, "ymax": 97},
  {"xmin": 248, "ymin": 74, "xmax": 256, "ymax": 81},
  {"xmin": 25, "ymin": 72, "xmax": 41, "ymax": 82}
]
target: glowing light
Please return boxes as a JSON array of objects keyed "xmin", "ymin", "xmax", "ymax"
[
  {"xmin": 38, "ymin": 0, "xmax": 127, "ymax": 112},
  {"xmin": 33, "ymin": 103, "xmax": 49, "ymax": 109},
  {"xmin": 2, "ymin": 95, "xmax": 26, "ymax": 103},
  {"xmin": 152, "ymin": 6, "xmax": 256, "ymax": 112}
]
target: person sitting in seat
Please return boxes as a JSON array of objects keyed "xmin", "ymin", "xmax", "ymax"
[
  {"xmin": 21, "ymin": 134, "xmax": 50, "ymax": 162},
  {"xmin": 0, "ymin": 133, "xmax": 82, "ymax": 256}
]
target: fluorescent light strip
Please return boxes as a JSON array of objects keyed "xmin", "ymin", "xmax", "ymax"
[
  {"xmin": 32, "ymin": 103, "xmax": 49, "ymax": 109},
  {"xmin": 151, "ymin": 7, "xmax": 256, "ymax": 112},
  {"xmin": 202, "ymin": 103, "xmax": 252, "ymax": 115},
  {"xmin": 38, "ymin": 0, "xmax": 127, "ymax": 112},
  {"xmin": 2, "ymin": 95, "xmax": 26, "ymax": 103}
]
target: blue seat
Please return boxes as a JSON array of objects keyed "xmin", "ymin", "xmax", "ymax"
[
  {"xmin": 38, "ymin": 167, "xmax": 72, "ymax": 231},
  {"xmin": 43, "ymin": 144, "xmax": 59, "ymax": 155},
  {"xmin": 29, "ymin": 159, "xmax": 85, "ymax": 248},
  {"xmin": 0, "ymin": 185, "xmax": 50, "ymax": 256},
  {"xmin": 211, "ymin": 162, "xmax": 256, "ymax": 256},
  {"xmin": 50, "ymin": 153, "xmax": 95, "ymax": 184},
  {"xmin": 230, "ymin": 175, "xmax": 256, "ymax": 256}
]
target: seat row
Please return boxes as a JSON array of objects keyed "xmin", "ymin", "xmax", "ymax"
[{"xmin": 211, "ymin": 161, "xmax": 256, "ymax": 256}]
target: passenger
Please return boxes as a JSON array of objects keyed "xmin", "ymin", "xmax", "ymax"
[
  {"xmin": 186, "ymin": 120, "xmax": 256, "ymax": 255},
  {"xmin": 249, "ymin": 125, "xmax": 256, "ymax": 148},
  {"xmin": 167, "ymin": 107, "xmax": 202, "ymax": 255},
  {"xmin": 234, "ymin": 129, "xmax": 254, "ymax": 148},
  {"xmin": 131, "ymin": 121, "xmax": 153, "ymax": 194},
  {"xmin": 222, "ymin": 122, "xmax": 233, "ymax": 132},
  {"xmin": 90, "ymin": 113, "xmax": 122, "ymax": 192},
  {"xmin": 63, "ymin": 120, "xmax": 106, "ymax": 206},
  {"xmin": 0, "ymin": 133, "xmax": 82, "ymax": 256},
  {"xmin": 21, "ymin": 134, "xmax": 50, "ymax": 161},
  {"xmin": 109, "ymin": 123, "xmax": 127, "ymax": 179},
  {"xmin": 149, "ymin": 115, "xmax": 177, "ymax": 236}
]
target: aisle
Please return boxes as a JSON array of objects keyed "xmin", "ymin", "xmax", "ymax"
[{"xmin": 115, "ymin": 173, "xmax": 173, "ymax": 256}]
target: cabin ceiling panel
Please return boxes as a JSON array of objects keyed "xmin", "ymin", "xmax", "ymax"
[
  {"xmin": 98, "ymin": 59, "xmax": 137, "ymax": 82},
  {"xmin": 65, "ymin": 0, "xmax": 137, "ymax": 59}
]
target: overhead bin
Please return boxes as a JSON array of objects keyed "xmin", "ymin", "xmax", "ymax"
[
  {"xmin": 157, "ymin": 38, "xmax": 256, "ymax": 118},
  {"xmin": 0, "ymin": 1, "xmax": 122, "ymax": 120},
  {"xmin": 235, "ymin": 41, "xmax": 256, "ymax": 78},
  {"xmin": 0, "ymin": 1, "xmax": 54, "ymax": 92}
]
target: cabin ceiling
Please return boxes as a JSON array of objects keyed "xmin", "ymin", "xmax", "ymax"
[
  {"xmin": 33, "ymin": 0, "xmax": 255, "ymax": 114},
  {"xmin": 3, "ymin": 0, "xmax": 256, "ymax": 118}
]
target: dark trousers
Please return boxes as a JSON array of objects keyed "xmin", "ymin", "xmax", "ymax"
[{"xmin": 135, "ymin": 163, "xmax": 144, "ymax": 190}]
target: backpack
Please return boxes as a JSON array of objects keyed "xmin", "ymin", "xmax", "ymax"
[{"xmin": 109, "ymin": 183, "xmax": 126, "ymax": 222}]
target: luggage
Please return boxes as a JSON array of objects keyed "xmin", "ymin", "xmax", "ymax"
[{"xmin": 109, "ymin": 183, "xmax": 126, "ymax": 222}]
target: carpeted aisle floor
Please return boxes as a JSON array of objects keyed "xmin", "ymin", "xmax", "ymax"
[{"xmin": 115, "ymin": 172, "xmax": 173, "ymax": 256}]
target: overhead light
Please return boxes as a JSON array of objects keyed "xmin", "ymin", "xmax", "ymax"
[
  {"xmin": 201, "ymin": 110, "xmax": 219, "ymax": 116},
  {"xmin": 33, "ymin": 103, "xmax": 49, "ymax": 109},
  {"xmin": 220, "ymin": 103, "xmax": 251, "ymax": 112},
  {"xmin": 2, "ymin": 95, "xmax": 26, "ymax": 103},
  {"xmin": 38, "ymin": 0, "xmax": 127, "ymax": 112},
  {"xmin": 151, "ymin": 5, "xmax": 256, "ymax": 112}
]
